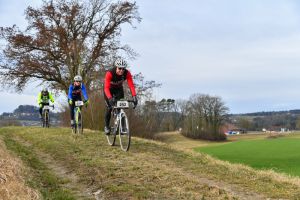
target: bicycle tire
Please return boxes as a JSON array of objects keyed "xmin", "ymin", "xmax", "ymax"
[
  {"xmin": 42, "ymin": 113, "xmax": 45, "ymax": 128},
  {"xmin": 106, "ymin": 110, "xmax": 117, "ymax": 146},
  {"xmin": 78, "ymin": 111, "xmax": 83, "ymax": 134},
  {"xmin": 43, "ymin": 111, "xmax": 48, "ymax": 128},
  {"xmin": 119, "ymin": 111, "xmax": 131, "ymax": 152},
  {"xmin": 74, "ymin": 108, "xmax": 79, "ymax": 134},
  {"xmin": 46, "ymin": 111, "xmax": 50, "ymax": 128}
]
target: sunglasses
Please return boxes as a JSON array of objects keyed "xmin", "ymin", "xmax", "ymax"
[{"xmin": 118, "ymin": 67, "xmax": 125, "ymax": 71}]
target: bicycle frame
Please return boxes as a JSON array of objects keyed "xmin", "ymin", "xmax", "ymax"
[
  {"xmin": 42, "ymin": 105, "xmax": 54, "ymax": 128},
  {"xmin": 106, "ymin": 99, "xmax": 133, "ymax": 151}
]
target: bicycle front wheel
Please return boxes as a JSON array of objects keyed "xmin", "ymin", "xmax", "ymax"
[
  {"xmin": 43, "ymin": 111, "xmax": 48, "ymax": 128},
  {"xmin": 46, "ymin": 111, "xmax": 50, "ymax": 128},
  {"xmin": 74, "ymin": 108, "xmax": 82, "ymax": 134},
  {"xmin": 119, "ymin": 112, "xmax": 131, "ymax": 151},
  {"xmin": 42, "ymin": 115, "xmax": 45, "ymax": 128},
  {"xmin": 78, "ymin": 111, "xmax": 83, "ymax": 134}
]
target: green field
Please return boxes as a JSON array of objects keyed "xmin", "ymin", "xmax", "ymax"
[{"xmin": 196, "ymin": 134, "xmax": 300, "ymax": 177}]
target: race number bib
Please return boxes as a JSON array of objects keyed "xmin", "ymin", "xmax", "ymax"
[
  {"xmin": 75, "ymin": 101, "xmax": 84, "ymax": 106},
  {"xmin": 116, "ymin": 101, "xmax": 129, "ymax": 108},
  {"xmin": 43, "ymin": 105, "xmax": 50, "ymax": 110}
]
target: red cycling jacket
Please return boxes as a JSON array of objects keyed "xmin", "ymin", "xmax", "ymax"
[{"xmin": 104, "ymin": 67, "xmax": 137, "ymax": 99}]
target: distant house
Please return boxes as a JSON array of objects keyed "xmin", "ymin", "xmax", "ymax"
[
  {"xmin": 280, "ymin": 128, "xmax": 289, "ymax": 133},
  {"xmin": 222, "ymin": 123, "xmax": 247, "ymax": 135}
]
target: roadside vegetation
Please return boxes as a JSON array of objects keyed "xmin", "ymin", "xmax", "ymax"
[
  {"xmin": 1, "ymin": 127, "xmax": 300, "ymax": 199},
  {"xmin": 0, "ymin": 139, "xmax": 40, "ymax": 200},
  {"xmin": 3, "ymin": 134, "xmax": 76, "ymax": 199}
]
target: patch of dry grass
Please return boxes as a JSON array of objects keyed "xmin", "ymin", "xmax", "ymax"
[
  {"xmin": 2, "ymin": 127, "xmax": 300, "ymax": 199},
  {"xmin": 0, "ymin": 138, "xmax": 40, "ymax": 200},
  {"xmin": 266, "ymin": 132, "xmax": 286, "ymax": 139}
]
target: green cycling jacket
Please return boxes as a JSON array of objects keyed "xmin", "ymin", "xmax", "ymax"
[{"xmin": 37, "ymin": 91, "xmax": 55, "ymax": 104}]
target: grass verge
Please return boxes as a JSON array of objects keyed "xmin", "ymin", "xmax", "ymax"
[
  {"xmin": 2, "ymin": 132, "xmax": 76, "ymax": 200},
  {"xmin": 1, "ymin": 127, "xmax": 300, "ymax": 199}
]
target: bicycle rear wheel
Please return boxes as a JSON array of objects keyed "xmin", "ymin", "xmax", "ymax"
[
  {"xmin": 119, "ymin": 111, "xmax": 131, "ymax": 151},
  {"xmin": 106, "ymin": 115, "xmax": 117, "ymax": 146}
]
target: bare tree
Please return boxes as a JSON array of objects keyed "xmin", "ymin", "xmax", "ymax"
[
  {"xmin": 182, "ymin": 93, "xmax": 229, "ymax": 141},
  {"xmin": 131, "ymin": 72, "xmax": 162, "ymax": 102},
  {"xmin": 0, "ymin": 0, "xmax": 141, "ymax": 93},
  {"xmin": 172, "ymin": 99, "xmax": 188, "ymax": 131},
  {"xmin": 236, "ymin": 117, "xmax": 252, "ymax": 131}
]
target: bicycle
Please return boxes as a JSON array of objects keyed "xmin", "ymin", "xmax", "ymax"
[
  {"xmin": 42, "ymin": 104, "xmax": 54, "ymax": 128},
  {"xmin": 72, "ymin": 100, "xmax": 84, "ymax": 134},
  {"xmin": 106, "ymin": 99, "xmax": 134, "ymax": 152}
]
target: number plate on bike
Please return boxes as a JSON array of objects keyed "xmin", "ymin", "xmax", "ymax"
[
  {"xmin": 43, "ymin": 106, "xmax": 50, "ymax": 110},
  {"xmin": 75, "ymin": 101, "xmax": 84, "ymax": 106},
  {"xmin": 116, "ymin": 101, "xmax": 129, "ymax": 108}
]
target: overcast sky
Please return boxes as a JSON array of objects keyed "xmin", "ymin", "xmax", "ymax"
[{"xmin": 1, "ymin": 0, "xmax": 300, "ymax": 114}]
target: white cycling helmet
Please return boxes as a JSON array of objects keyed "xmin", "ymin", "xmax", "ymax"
[
  {"xmin": 42, "ymin": 87, "xmax": 48, "ymax": 92},
  {"xmin": 114, "ymin": 58, "xmax": 128, "ymax": 68},
  {"xmin": 74, "ymin": 75, "xmax": 82, "ymax": 82}
]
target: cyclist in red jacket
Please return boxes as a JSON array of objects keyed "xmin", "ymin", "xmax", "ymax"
[{"xmin": 103, "ymin": 58, "xmax": 138, "ymax": 134}]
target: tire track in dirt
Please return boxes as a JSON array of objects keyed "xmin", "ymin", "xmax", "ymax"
[
  {"xmin": 12, "ymin": 135, "xmax": 105, "ymax": 200},
  {"xmin": 0, "ymin": 138, "xmax": 40, "ymax": 200},
  {"xmin": 6, "ymin": 130, "xmax": 277, "ymax": 199},
  {"xmin": 138, "ymin": 151, "xmax": 266, "ymax": 200},
  {"xmin": 134, "ymin": 136, "xmax": 268, "ymax": 200},
  {"xmin": 179, "ymin": 170, "xmax": 266, "ymax": 200},
  {"xmin": 36, "ymin": 150, "xmax": 103, "ymax": 200}
]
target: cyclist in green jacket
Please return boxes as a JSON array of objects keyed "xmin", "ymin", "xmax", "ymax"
[{"xmin": 37, "ymin": 87, "xmax": 54, "ymax": 119}]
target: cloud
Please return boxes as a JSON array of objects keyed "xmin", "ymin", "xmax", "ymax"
[
  {"xmin": 2, "ymin": 0, "xmax": 300, "ymax": 113},
  {"xmin": 121, "ymin": 0, "xmax": 300, "ymax": 113}
]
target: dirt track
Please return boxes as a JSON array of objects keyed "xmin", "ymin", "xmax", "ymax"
[
  {"xmin": 1, "ymin": 128, "xmax": 300, "ymax": 199},
  {"xmin": 0, "ymin": 139, "xmax": 40, "ymax": 200}
]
